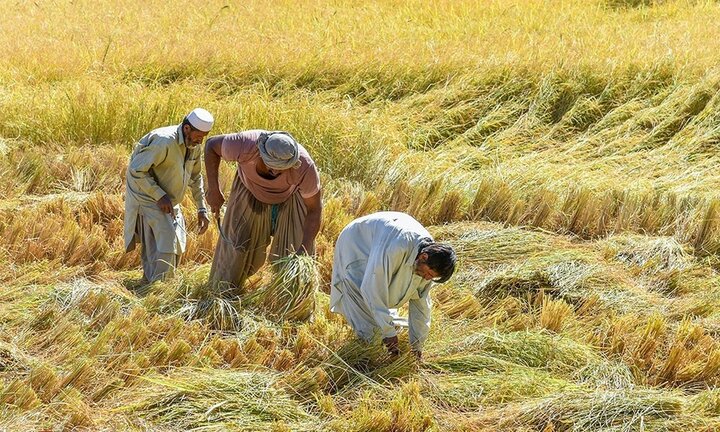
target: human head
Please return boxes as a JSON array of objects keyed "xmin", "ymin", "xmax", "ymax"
[
  {"xmin": 257, "ymin": 131, "xmax": 302, "ymax": 171},
  {"xmin": 414, "ymin": 241, "xmax": 456, "ymax": 283},
  {"xmin": 182, "ymin": 108, "xmax": 214, "ymax": 148}
]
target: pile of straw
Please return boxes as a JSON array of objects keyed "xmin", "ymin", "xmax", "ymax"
[
  {"xmin": 506, "ymin": 388, "xmax": 683, "ymax": 430},
  {"xmin": 125, "ymin": 368, "xmax": 318, "ymax": 430}
]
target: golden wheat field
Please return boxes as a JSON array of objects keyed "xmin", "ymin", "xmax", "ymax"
[{"xmin": 4, "ymin": 0, "xmax": 720, "ymax": 430}]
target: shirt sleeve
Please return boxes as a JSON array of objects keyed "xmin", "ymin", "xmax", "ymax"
[
  {"xmin": 221, "ymin": 130, "xmax": 263, "ymax": 163},
  {"xmin": 408, "ymin": 284, "xmax": 432, "ymax": 350},
  {"xmin": 297, "ymin": 163, "xmax": 321, "ymax": 198},
  {"xmin": 187, "ymin": 146, "xmax": 206, "ymax": 210},
  {"xmin": 359, "ymin": 238, "xmax": 406, "ymax": 339},
  {"xmin": 127, "ymin": 134, "xmax": 168, "ymax": 201}
]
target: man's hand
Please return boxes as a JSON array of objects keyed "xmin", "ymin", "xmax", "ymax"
[
  {"xmin": 206, "ymin": 188, "xmax": 225, "ymax": 216},
  {"xmin": 296, "ymin": 245, "xmax": 311, "ymax": 256},
  {"xmin": 156, "ymin": 195, "xmax": 173, "ymax": 214},
  {"xmin": 411, "ymin": 350, "xmax": 422, "ymax": 361},
  {"xmin": 383, "ymin": 336, "xmax": 400, "ymax": 356},
  {"xmin": 198, "ymin": 212, "xmax": 210, "ymax": 235}
]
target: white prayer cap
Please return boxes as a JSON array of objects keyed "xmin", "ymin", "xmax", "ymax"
[{"xmin": 185, "ymin": 108, "xmax": 214, "ymax": 132}]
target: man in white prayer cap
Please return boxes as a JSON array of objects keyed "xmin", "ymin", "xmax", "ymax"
[
  {"xmin": 204, "ymin": 130, "xmax": 322, "ymax": 293},
  {"xmin": 124, "ymin": 108, "xmax": 214, "ymax": 282},
  {"xmin": 330, "ymin": 212, "xmax": 456, "ymax": 359}
]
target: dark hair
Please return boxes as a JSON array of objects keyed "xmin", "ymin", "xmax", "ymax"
[
  {"xmin": 181, "ymin": 118, "xmax": 200, "ymax": 132},
  {"xmin": 418, "ymin": 240, "xmax": 456, "ymax": 283}
]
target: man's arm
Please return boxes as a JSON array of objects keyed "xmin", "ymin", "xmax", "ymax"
[
  {"xmin": 204, "ymin": 135, "xmax": 226, "ymax": 216},
  {"xmin": 188, "ymin": 146, "xmax": 206, "ymax": 210},
  {"xmin": 408, "ymin": 287, "xmax": 432, "ymax": 357},
  {"xmin": 299, "ymin": 191, "xmax": 322, "ymax": 254},
  {"xmin": 187, "ymin": 147, "xmax": 209, "ymax": 233},
  {"xmin": 127, "ymin": 137, "xmax": 172, "ymax": 213}
]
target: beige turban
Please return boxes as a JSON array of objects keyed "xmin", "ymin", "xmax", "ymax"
[{"xmin": 257, "ymin": 131, "xmax": 302, "ymax": 170}]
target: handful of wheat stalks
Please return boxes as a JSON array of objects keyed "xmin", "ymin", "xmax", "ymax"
[{"xmin": 244, "ymin": 254, "xmax": 319, "ymax": 322}]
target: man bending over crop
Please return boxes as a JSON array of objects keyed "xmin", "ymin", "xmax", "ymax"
[
  {"xmin": 330, "ymin": 212, "xmax": 456, "ymax": 359},
  {"xmin": 124, "ymin": 108, "xmax": 214, "ymax": 282},
  {"xmin": 204, "ymin": 130, "xmax": 322, "ymax": 293}
]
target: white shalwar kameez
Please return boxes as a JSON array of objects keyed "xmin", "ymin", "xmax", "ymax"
[
  {"xmin": 124, "ymin": 125, "xmax": 205, "ymax": 281},
  {"xmin": 330, "ymin": 212, "xmax": 434, "ymax": 350}
]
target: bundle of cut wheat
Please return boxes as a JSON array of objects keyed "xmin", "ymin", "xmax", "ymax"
[
  {"xmin": 123, "ymin": 368, "xmax": 319, "ymax": 431},
  {"xmin": 244, "ymin": 255, "xmax": 320, "ymax": 322},
  {"xmin": 505, "ymin": 388, "xmax": 683, "ymax": 430}
]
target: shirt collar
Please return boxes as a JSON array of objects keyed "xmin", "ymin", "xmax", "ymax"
[
  {"xmin": 176, "ymin": 124, "xmax": 186, "ymax": 149},
  {"xmin": 405, "ymin": 236, "xmax": 433, "ymax": 267}
]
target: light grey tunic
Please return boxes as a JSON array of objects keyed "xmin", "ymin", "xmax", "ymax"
[
  {"xmin": 330, "ymin": 212, "xmax": 433, "ymax": 350},
  {"xmin": 123, "ymin": 124, "xmax": 205, "ymax": 255}
]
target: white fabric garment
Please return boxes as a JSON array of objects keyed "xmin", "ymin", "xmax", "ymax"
[
  {"xmin": 135, "ymin": 213, "xmax": 182, "ymax": 282},
  {"xmin": 186, "ymin": 108, "xmax": 214, "ymax": 132},
  {"xmin": 124, "ymin": 125, "xmax": 205, "ymax": 254},
  {"xmin": 330, "ymin": 212, "xmax": 433, "ymax": 350}
]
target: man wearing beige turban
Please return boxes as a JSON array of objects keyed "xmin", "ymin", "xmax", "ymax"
[
  {"xmin": 124, "ymin": 108, "xmax": 214, "ymax": 282},
  {"xmin": 204, "ymin": 130, "xmax": 322, "ymax": 293}
]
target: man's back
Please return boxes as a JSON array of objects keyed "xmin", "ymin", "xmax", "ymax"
[{"xmin": 336, "ymin": 211, "xmax": 431, "ymax": 261}]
